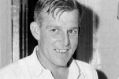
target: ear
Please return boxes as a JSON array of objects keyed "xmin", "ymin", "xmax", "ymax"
[{"xmin": 30, "ymin": 22, "xmax": 41, "ymax": 40}]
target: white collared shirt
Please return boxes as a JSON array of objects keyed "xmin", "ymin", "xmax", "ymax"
[{"xmin": 0, "ymin": 46, "xmax": 98, "ymax": 79}]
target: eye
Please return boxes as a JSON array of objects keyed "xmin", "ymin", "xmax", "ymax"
[
  {"xmin": 69, "ymin": 29, "xmax": 78, "ymax": 35},
  {"xmin": 50, "ymin": 28, "xmax": 58, "ymax": 32}
]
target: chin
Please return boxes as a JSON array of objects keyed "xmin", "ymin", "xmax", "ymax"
[
  {"xmin": 56, "ymin": 63, "xmax": 67, "ymax": 67},
  {"xmin": 54, "ymin": 59, "xmax": 70, "ymax": 67}
]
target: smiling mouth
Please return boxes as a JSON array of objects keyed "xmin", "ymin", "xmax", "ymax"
[{"xmin": 54, "ymin": 49, "xmax": 69, "ymax": 54}]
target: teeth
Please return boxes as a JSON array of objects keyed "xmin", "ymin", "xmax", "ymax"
[{"xmin": 55, "ymin": 49, "xmax": 67, "ymax": 53}]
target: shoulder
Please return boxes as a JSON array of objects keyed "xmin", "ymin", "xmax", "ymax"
[
  {"xmin": 75, "ymin": 59, "xmax": 93, "ymax": 69},
  {"xmin": 0, "ymin": 56, "xmax": 31, "ymax": 79},
  {"xmin": 74, "ymin": 59, "xmax": 98, "ymax": 79}
]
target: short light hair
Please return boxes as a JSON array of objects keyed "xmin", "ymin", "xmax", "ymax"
[{"xmin": 34, "ymin": 0, "xmax": 82, "ymax": 23}]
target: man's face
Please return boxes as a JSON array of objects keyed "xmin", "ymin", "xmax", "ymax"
[{"xmin": 38, "ymin": 10, "xmax": 79, "ymax": 67}]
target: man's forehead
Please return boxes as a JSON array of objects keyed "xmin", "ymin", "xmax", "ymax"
[{"xmin": 40, "ymin": 9, "xmax": 79, "ymax": 30}]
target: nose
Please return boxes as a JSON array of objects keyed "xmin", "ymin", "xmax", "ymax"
[{"xmin": 63, "ymin": 33, "xmax": 70, "ymax": 47}]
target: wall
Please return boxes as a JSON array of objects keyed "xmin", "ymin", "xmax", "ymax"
[
  {"xmin": 98, "ymin": 0, "xmax": 119, "ymax": 79},
  {"xmin": 12, "ymin": 0, "xmax": 20, "ymax": 62},
  {"xmin": 77, "ymin": 0, "xmax": 119, "ymax": 79},
  {"xmin": 0, "ymin": 0, "xmax": 12, "ymax": 68}
]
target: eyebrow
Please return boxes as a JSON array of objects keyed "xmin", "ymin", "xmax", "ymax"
[
  {"xmin": 69, "ymin": 26, "xmax": 79, "ymax": 30},
  {"xmin": 46, "ymin": 25, "xmax": 58, "ymax": 29},
  {"xmin": 46, "ymin": 25, "xmax": 79, "ymax": 30}
]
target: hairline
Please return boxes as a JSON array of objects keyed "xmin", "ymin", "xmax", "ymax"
[{"xmin": 35, "ymin": 8, "xmax": 80, "ymax": 27}]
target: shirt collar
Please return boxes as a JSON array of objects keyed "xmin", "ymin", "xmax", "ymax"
[
  {"xmin": 68, "ymin": 60, "xmax": 81, "ymax": 79},
  {"xmin": 26, "ymin": 46, "xmax": 45, "ymax": 77},
  {"xmin": 27, "ymin": 46, "xmax": 81, "ymax": 79}
]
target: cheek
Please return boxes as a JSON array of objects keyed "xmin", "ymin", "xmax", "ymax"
[
  {"xmin": 70, "ymin": 37, "xmax": 78, "ymax": 48},
  {"xmin": 39, "ymin": 32, "xmax": 50, "ymax": 48},
  {"xmin": 41, "ymin": 34, "xmax": 56, "ymax": 47}
]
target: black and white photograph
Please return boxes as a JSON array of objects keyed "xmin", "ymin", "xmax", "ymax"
[{"xmin": 0, "ymin": 0, "xmax": 119, "ymax": 79}]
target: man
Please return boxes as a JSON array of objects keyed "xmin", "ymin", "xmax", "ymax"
[{"xmin": 0, "ymin": 0, "xmax": 98, "ymax": 79}]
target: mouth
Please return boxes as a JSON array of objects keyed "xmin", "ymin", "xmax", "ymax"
[{"xmin": 54, "ymin": 49, "xmax": 69, "ymax": 54}]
